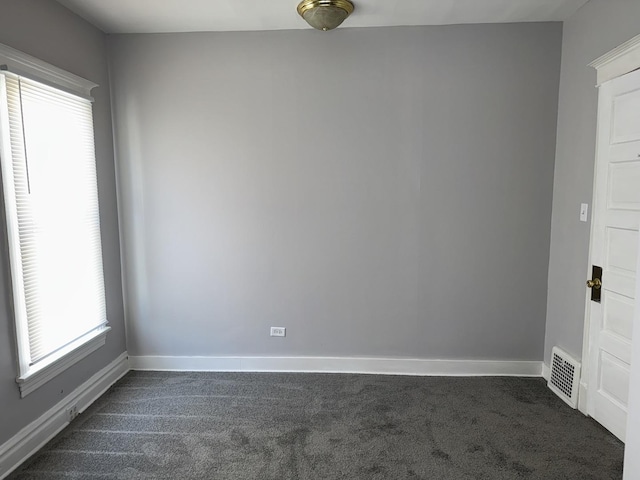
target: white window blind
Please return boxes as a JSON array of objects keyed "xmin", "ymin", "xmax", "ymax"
[{"xmin": 0, "ymin": 72, "xmax": 108, "ymax": 374}]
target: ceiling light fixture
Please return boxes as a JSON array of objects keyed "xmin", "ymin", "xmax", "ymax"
[{"xmin": 297, "ymin": 0, "xmax": 355, "ymax": 31}]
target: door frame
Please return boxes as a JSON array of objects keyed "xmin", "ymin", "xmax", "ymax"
[{"xmin": 580, "ymin": 33, "xmax": 640, "ymax": 416}]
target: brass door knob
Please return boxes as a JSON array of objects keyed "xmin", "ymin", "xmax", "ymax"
[{"xmin": 587, "ymin": 278, "xmax": 602, "ymax": 289}]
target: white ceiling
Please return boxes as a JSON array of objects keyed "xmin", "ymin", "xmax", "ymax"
[{"xmin": 56, "ymin": 0, "xmax": 590, "ymax": 34}]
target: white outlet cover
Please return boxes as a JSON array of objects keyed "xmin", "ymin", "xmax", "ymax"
[
  {"xmin": 270, "ymin": 327, "xmax": 286, "ymax": 337},
  {"xmin": 580, "ymin": 203, "xmax": 589, "ymax": 222}
]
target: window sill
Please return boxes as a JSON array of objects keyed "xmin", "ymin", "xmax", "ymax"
[{"xmin": 16, "ymin": 326, "xmax": 111, "ymax": 398}]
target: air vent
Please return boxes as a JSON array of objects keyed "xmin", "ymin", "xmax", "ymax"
[{"xmin": 548, "ymin": 347, "xmax": 581, "ymax": 409}]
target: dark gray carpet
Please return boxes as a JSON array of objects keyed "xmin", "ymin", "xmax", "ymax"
[{"xmin": 10, "ymin": 372, "xmax": 624, "ymax": 479}]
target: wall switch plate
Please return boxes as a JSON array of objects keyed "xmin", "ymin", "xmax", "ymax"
[
  {"xmin": 270, "ymin": 327, "xmax": 286, "ymax": 337},
  {"xmin": 580, "ymin": 203, "xmax": 589, "ymax": 222}
]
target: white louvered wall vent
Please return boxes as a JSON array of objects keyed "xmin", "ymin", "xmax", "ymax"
[{"xmin": 548, "ymin": 347, "xmax": 581, "ymax": 409}]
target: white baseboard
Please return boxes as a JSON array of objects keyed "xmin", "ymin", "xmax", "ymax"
[
  {"xmin": 130, "ymin": 355, "xmax": 543, "ymax": 377},
  {"xmin": 0, "ymin": 352, "xmax": 130, "ymax": 480},
  {"xmin": 542, "ymin": 362, "xmax": 551, "ymax": 381},
  {"xmin": 578, "ymin": 381, "xmax": 589, "ymax": 415}
]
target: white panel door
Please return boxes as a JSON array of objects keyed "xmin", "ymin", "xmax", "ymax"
[{"xmin": 587, "ymin": 68, "xmax": 640, "ymax": 441}]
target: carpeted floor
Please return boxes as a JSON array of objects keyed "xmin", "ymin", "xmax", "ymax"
[{"xmin": 9, "ymin": 372, "xmax": 624, "ymax": 479}]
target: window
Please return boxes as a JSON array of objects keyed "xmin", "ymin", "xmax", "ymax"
[{"xmin": 0, "ymin": 46, "xmax": 109, "ymax": 397}]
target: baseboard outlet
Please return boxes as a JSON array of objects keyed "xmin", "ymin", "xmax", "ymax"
[
  {"xmin": 0, "ymin": 352, "xmax": 130, "ymax": 480},
  {"xmin": 130, "ymin": 355, "xmax": 543, "ymax": 377},
  {"xmin": 542, "ymin": 363, "xmax": 551, "ymax": 381}
]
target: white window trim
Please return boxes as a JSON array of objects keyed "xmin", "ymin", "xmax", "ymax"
[
  {"xmin": 0, "ymin": 43, "xmax": 97, "ymax": 99},
  {"xmin": 0, "ymin": 42, "xmax": 106, "ymax": 398},
  {"xmin": 16, "ymin": 327, "xmax": 111, "ymax": 397}
]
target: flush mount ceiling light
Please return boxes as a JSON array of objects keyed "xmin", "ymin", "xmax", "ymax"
[{"xmin": 297, "ymin": 0, "xmax": 355, "ymax": 31}]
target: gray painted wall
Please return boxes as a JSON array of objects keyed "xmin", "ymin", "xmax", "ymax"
[
  {"xmin": 0, "ymin": 0, "xmax": 126, "ymax": 445},
  {"xmin": 544, "ymin": 0, "xmax": 640, "ymax": 366},
  {"xmin": 109, "ymin": 23, "xmax": 562, "ymax": 361}
]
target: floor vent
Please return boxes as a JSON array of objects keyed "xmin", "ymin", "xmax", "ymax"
[{"xmin": 548, "ymin": 347, "xmax": 581, "ymax": 409}]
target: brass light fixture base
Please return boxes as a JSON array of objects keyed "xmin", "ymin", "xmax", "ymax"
[{"xmin": 297, "ymin": 0, "xmax": 355, "ymax": 31}]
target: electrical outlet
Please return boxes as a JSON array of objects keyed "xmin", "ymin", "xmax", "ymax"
[
  {"xmin": 270, "ymin": 327, "xmax": 286, "ymax": 337},
  {"xmin": 67, "ymin": 404, "xmax": 79, "ymax": 422}
]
